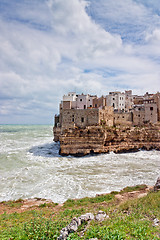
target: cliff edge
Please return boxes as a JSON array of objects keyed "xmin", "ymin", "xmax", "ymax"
[{"xmin": 54, "ymin": 124, "xmax": 160, "ymax": 156}]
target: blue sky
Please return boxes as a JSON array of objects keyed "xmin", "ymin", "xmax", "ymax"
[{"xmin": 0, "ymin": 0, "xmax": 160, "ymax": 124}]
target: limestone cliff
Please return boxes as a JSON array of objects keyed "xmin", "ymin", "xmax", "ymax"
[{"xmin": 54, "ymin": 124, "xmax": 160, "ymax": 156}]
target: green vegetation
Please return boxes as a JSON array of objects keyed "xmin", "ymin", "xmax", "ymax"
[
  {"xmin": 120, "ymin": 184, "xmax": 147, "ymax": 193},
  {"xmin": 0, "ymin": 187, "xmax": 159, "ymax": 239},
  {"xmin": 64, "ymin": 192, "xmax": 115, "ymax": 208},
  {"xmin": 1, "ymin": 199, "xmax": 24, "ymax": 208}
]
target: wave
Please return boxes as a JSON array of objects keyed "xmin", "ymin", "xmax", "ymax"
[{"xmin": 29, "ymin": 142, "xmax": 60, "ymax": 158}]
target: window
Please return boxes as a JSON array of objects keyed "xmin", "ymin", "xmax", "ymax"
[
  {"xmin": 80, "ymin": 99, "xmax": 82, "ymax": 101},
  {"xmin": 113, "ymin": 98, "xmax": 115, "ymax": 100},
  {"xmin": 84, "ymin": 105, "xmax": 86, "ymax": 109},
  {"xmin": 90, "ymin": 105, "xmax": 92, "ymax": 107},
  {"xmin": 150, "ymin": 107, "xmax": 153, "ymax": 111},
  {"xmin": 120, "ymin": 97, "xmax": 121, "ymax": 100},
  {"xmin": 138, "ymin": 114, "xmax": 140, "ymax": 117},
  {"xmin": 81, "ymin": 117, "xmax": 84, "ymax": 122},
  {"xmin": 95, "ymin": 104, "xmax": 97, "ymax": 108},
  {"xmin": 113, "ymin": 103, "xmax": 115, "ymax": 107}
]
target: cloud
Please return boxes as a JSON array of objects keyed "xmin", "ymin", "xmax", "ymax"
[
  {"xmin": 145, "ymin": 28, "xmax": 160, "ymax": 44},
  {"xmin": 87, "ymin": 0, "xmax": 160, "ymax": 43},
  {"xmin": 0, "ymin": 0, "xmax": 160, "ymax": 124}
]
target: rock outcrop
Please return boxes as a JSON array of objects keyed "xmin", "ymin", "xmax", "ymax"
[
  {"xmin": 154, "ymin": 177, "xmax": 160, "ymax": 191},
  {"xmin": 58, "ymin": 211, "xmax": 108, "ymax": 240},
  {"xmin": 55, "ymin": 124, "xmax": 160, "ymax": 156}
]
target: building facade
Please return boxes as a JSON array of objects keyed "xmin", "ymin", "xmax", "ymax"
[
  {"xmin": 106, "ymin": 92, "xmax": 125, "ymax": 111},
  {"xmin": 54, "ymin": 91, "xmax": 159, "ymax": 131}
]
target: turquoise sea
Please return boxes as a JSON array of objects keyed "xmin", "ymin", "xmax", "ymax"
[{"xmin": 0, "ymin": 124, "xmax": 159, "ymax": 203}]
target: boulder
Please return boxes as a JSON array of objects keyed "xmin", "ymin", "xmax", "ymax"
[
  {"xmin": 58, "ymin": 227, "xmax": 69, "ymax": 240},
  {"xmin": 67, "ymin": 219, "xmax": 78, "ymax": 233},
  {"xmin": 153, "ymin": 218, "xmax": 159, "ymax": 227},
  {"xmin": 95, "ymin": 210, "xmax": 109, "ymax": 221},
  {"xmin": 58, "ymin": 211, "xmax": 107, "ymax": 239},
  {"xmin": 79, "ymin": 213, "xmax": 94, "ymax": 222},
  {"xmin": 154, "ymin": 177, "xmax": 160, "ymax": 191}
]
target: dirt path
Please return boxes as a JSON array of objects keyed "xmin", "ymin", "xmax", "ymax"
[
  {"xmin": 115, "ymin": 186, "xmax": 153, "ymax": 204},
  {"xmin": 0, "ymin": 198, "xmax": 63, "ymax": 215}
]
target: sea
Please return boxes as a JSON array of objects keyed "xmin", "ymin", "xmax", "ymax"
[{"xmin": 0, "ymin": 124, "xmax": 159, "ymax": 204}]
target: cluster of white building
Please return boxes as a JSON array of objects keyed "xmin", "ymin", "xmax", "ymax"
[
  {"xmin": 54, "ymin": 90, "xmax": 160, "ymax": 130},
  {"xmin": 62, "ymin": 90, "xmax": 134, "ymax": 112}
]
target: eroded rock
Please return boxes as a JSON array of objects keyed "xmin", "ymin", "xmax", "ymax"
[
  {"xmin": 154, "ymin": 177, "xmax": 160, "ymax": 191},
  {"xmin": 58, "ymin": 125, "xmax": 160, "ymax": 156},
  {"xmin": 153, "ymin": 218, "xmax": 159, "ymax": 227},
  {"xmin": 79, "ymin": 213, "xmax": 94, "ymax": 222},
  {"xmin": 58, "ymin": 212, "xmax": 103, "ymax": 240},
  {"xmin": 95, "ymin": 210, "xmax": 109, "ymax": 221}
]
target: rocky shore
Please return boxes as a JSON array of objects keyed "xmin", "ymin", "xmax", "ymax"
[
  {"xmin": 56, "ymin": 124, "xmax": 160, "ymax": 156},
  {"xmin": 0, "ymin": 178, "xmax": 159, "ymax": 239}
]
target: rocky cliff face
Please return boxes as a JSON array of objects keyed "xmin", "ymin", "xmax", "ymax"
[{"xmin": 56, "ymin": 124, "xmax": 160, "ymax": 156}]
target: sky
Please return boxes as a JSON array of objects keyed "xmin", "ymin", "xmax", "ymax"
[{"xmin": 0, "ymin": 0, "xmax": 160, "ymax": 124}]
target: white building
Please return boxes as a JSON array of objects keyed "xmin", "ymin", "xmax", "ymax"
[
  {"xmin": 106, "ymin": 92, "xmax": 125, "ymax": 111},
  {"xmin": 76, "ymin": 94, "xmax": 89, "ymax": 109},
  {"xmin": 63, "ymin": 92, "xmax": 77, "ymax": 102}
]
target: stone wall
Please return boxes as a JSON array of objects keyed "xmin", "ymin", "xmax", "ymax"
[
  {"xmin": 61, "ymin": 108, "xmax": 99, "ymax": 129},
  {"xmin": 144, "ymin": 102, "xmax": 157, "ymax": 124},
  {"xmin": 99, "ymin": 107, "xmax": 114, "ymax": 127},
  {"xmin": 63, "ymin": 101, "xmax": 71, "ymax": 109},
  {"xmin": 53, "ymin": 127, "xmax": 62, "ymax": 142},
  {"xmin": 58, "ymin": 124, "xmax": 160, "ymax": 156},
  {"xmin": 113, "ymin": 112, "xmax": 132, "ymax": 126},
  {"xmin": 132, "ymin": 106, "xmax": 145, "ymax": 125},
  {"xmin": 133, "ymin": 102, "xmax": 157, "ymax": 125},
  {"xmin": 58, "ymin": 107, "xmax": 114, "ymax": 130},
  {"xmin": 153, "ymin": 92, "xmax": 160, "ymax": 121}
]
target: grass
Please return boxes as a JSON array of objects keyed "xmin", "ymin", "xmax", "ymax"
[
  {"xmin": 120, "ymin": 184, "xmax": 147, "ymax": 193},
  {"xmin": 63, "ymin": 192, "xmax": 116, "ymax": 208},
  {"xmin": 1, "ymin": 199, "xmax": 24, "ymax": 208},
  {"xmin": 0, "ymin": 186, "xmax": 159, "ymax": 239}
]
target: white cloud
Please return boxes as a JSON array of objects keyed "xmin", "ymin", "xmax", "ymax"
[
  {"xmin": 145, "ymin": 28, "xmax": 160, "ymax": 44},
  {"xmin": 0, "ymin": 0, "xmax": 160, "ymax": 123}
]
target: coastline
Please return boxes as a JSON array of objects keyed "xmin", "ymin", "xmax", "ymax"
[
  {"xmin": 0, "ymin": 179, "xmax": 159, "ymax": 239},
  {"xmin": 54, "ymin": 124, "xmax": 160, "ymax": 156},
  {"xmin": 1, "ymin": 177, "xmax": 159, "ymax": 214}
]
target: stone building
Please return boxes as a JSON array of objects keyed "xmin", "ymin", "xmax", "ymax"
[
  {"xmin": 153, "ymin": 92, "xmax": 160, "ymax": 121},
  {"xmin": 54, "ymin": 91, "xmax": 159, "ymax": 133},
  {"xmin": 93, "ymin": 96, "xmax": 106, "ymax": 109},
  {"xmin": 113, "ymin": 111, "xmax": 133, "ymax": 126},
  {"xmin": 125, "ymin": 90, "xmax": 133, "ymax": 111},
  {"xmin": 57, "ymin": 106, "xmax": 113, "ymax": 130},
  {"xmin": 132, "ymin": 99, "xmax": 157, "ymax": 125}
]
